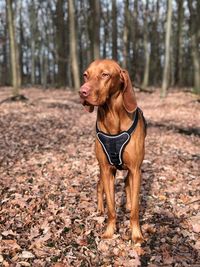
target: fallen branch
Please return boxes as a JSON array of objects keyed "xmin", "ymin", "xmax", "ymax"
[
  {"xmin": 185, "ymin": 199, "xmax": 200, "ymax": 206},
  {"xmin": 0, "ymin": 94, "xmax": 28, "ymax": 104},
  {"xmin": 134, "ymin": 86, "xmax": 154, "ymax": 94}
]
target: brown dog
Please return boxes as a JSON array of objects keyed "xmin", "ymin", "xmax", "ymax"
[{"xmin": 79, "ymin": 59, "xmax": 146, "ymax": 245}]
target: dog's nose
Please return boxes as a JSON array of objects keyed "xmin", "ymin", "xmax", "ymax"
[{"xmin": 79, "ymin": 85, "xmax": 90, "ymax": 98}]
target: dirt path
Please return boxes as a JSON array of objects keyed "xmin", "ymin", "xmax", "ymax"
[{"xmin": 0, "ymin": 87, "xmax": 199, "ymax": 266}]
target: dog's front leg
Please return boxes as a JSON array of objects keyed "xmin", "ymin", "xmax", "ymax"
[
  {"xmin": 97, "ymin": 178, "xmax": 104, "ymax": 213},
  {"xmin": 125, "ymin": 172, "xmax": 131, "ymax": 210},
  {"xmin": 100, "ymin": 166, "xmax": 116, "ymax": 239},
  {"xmin": 129, "ymin": 167, "xmax": 144, "ymax": 245}
]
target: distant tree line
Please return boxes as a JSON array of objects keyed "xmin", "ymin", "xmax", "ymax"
[{"xmin": 0, "ymin": 0, "xmax": 199, "ymax": 95}]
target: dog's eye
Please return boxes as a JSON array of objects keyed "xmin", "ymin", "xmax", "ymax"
[
  {"xmin": 83, "ymin": 73, "xmax": 88, "ymax": 81},
  {"xmin": 102, "ymin": 73, "xmax": 110, "ymax": 79}
]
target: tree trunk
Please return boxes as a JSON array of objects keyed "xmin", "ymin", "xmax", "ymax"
[
  {"xmin": 6, "ymin": 0, "xmax": 21, "ymax": 95},
  {"xmin": 19, "ymin": 0, "xmax": 24, "ymax": 84},
  {"xmin": 131, "ymin": 0, "xmax": 139, "ymax": 80},
  {"xmin": 112, "ymin": 0, "xmax": 117, "ymax": 60},
  {"xmin": 150, "ymin": 0, "xmax": 161, "ymax": 85},
  {"xmin": 102, "ymin": 1, "xmax": 109, "ymax": 59},
  {"xmin": 122, "ymin": 0, "xmax": 130, "ymax": 69},
  {"xmin": 174, "ymin": 0, "xmax": 184, "ymax": 86},
  {"xmin": 187, "ymin": 0, "xmax": 200, "ymax": 93},
  {"xmin": 55, "ymin": 0, "xmax": 67, "ymax": 87},
  {"xmin": 93, "ymin": 1, "xmax": 100, "ymax": 59},
  {"xmin": 103, "ymin": 18, "xmax": 108, "ymax": 59},
  {"xmin": 1, "ymin": 14, "xmax": 8, "ymax": 85},
  {"xmin": 88, "ymin": 0, "xmax": 100, "ymax": 60},
  {"xmin": 65, "ymin": 10, "xmax": 72, "ymax": 88},
  {"xmin": 68, "ymin": 0, "xmax": 80, "ymax": 90},
  {"xmin": 142, "ymin": 0, "xmax": 150, "ymax": 89},
  {"xmin": 31, "ymin": 40, "xmax": 36, "ymax": 84},
  {"xmin": 161, "ymin": 0, "xmax": 172, "ymax": 98},
  {"xmin": 40, "ymin": 47, "xmax": 47, "ymax": 88},
  {"xmin": 29, "ymin": 0, "xmax": 37, "ymax": 85}
]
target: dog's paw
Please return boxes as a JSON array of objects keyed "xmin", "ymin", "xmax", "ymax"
[
  {"xmin": 131, "ymin": 231, "xmax": 144, "ymax": 245},
  {"xmin": 101, "ymin": 224, "xmax": 115, "ymax": 239}
]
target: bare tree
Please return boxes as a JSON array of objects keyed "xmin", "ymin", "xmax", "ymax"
[
  {"xmin": 93, "ymin": 1, "xmax": 100, "ymax": 60},
  {"xmin": 122, "ymin": 0, "xmax": 129, "ymax": 69},
  {"xmin": 142, "ymin": 0, "xmax": 150, "ymax": 89},
  {"xmin": 112, "ymin": 0, "xmax": 117, "ymax": 60},
  {"xmin": 88, "ymin": 0, "xmax": 100, "ymax": 60},
  {"xmin": 55, "ymin": 0, "xmax": 67, "ymax": 87},
  {"xmin": 29, "ymin": 0, "xmax": 37, "ymax": 85},
  {"xmin": 1, "ymin": 8, "xmax": 9, "ymax": 85},
  {"xmin": 6, "ymin": 0, "xmax": 21, "ymax": 95},
  {"xmin": 161, "ymin": 0, "xmax": 172, "ymax": 97},
  {"xmin": 68, "ymin": 0, "xmax": 80, "ymax": 90},
  {"xmin": 174, "ymin": 0, "xmax": 184, "ymax": 86},
  {"xmin": 150, "ymin": 0, "xmax": 161, "ymax": 85},
  {"xmin": 101, "ymin": 0, "xmax": 110, "ymax": 59},
  {"xmin": 18, "ymin": 0, "xmax": 24, "ymax": 84},
  {"xmin": 187, "ymin": 0, "xmax": 200, "ymax": 93},
  {"xmin": 131, "ymin": 0, "xmax": 139, "ymax": 81}
]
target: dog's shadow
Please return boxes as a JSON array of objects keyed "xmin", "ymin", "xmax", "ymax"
[
  {"xmin": 115, "ymin": 165, "xmax": 199, "ymax": 266},
  {"xmin": 140, "ymin": 211, "xmax": 199, "ymax": 266}
]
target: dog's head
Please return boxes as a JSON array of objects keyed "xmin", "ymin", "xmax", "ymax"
[{"xmin": 79, "ymin": 59, "xmax": 137, "ymax": 113}]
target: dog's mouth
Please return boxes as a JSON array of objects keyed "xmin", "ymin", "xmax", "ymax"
[
  {"xmin": 80, "ymin": 98, "xmax": 94, "ymax": 113},
  {"xmin": 80, "ymin": 98, "xmax": 87, "ymax": 105},
  {"xmin": 80, "ymin": 98, "xmax": 91, "ymax": 106}
]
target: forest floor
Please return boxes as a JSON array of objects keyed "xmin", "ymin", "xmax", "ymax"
[{"xmin": 0, "ymin": 87, "xmax": 199, "ymax": 267}]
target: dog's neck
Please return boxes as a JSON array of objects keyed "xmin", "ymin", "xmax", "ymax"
[{"xmin": 97, "ymin": 91, "xmax": 133, "ymax": 135}]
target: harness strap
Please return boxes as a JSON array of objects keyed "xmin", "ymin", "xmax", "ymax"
[{"xmin": 96, "ymin": 107, "xmax": 139, "ymax": 135}]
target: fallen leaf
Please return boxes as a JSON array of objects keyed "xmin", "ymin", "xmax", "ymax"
[
  {"xmin": 1, "ymin": 230, "xmax": 16, "ymax": 237},
  {"xmin": 1, "ymin": 240, "xmax": 21, "ymax": 252},
  {"xmin": 18, "ymin": 261, "xmax": 31, "ymax": 266},
  {"xmin": 133, "ymin": 245, "xmax": 145, "ymax": 256},
  {"xmin": 20, "ymin": 251, "xmax": 35, "ymax": 259},
  {"xmin": 98, "ymin": 241, "xmax": 109, "ymax": 252},
  {"xmin": 0, "ymin": 255, "xmax": 4, "ymax": 263}
]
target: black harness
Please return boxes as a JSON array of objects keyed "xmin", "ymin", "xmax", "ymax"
[{"xmin": 96, "ymin": 108, "xmax": 144, "ymax": 170}]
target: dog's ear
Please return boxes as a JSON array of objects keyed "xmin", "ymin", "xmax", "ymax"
[{"xmin": 120, "ymin": 69, "xmax": 137, "ymax": 113}]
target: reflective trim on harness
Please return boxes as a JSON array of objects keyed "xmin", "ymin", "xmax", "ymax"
[
  {"xmin": 96, "ymin": 108, "xmax": 140, "ymax": 169},
  {"xmin": 97, "ymin": 131, "xmax": 130, "ymax": 167}
]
